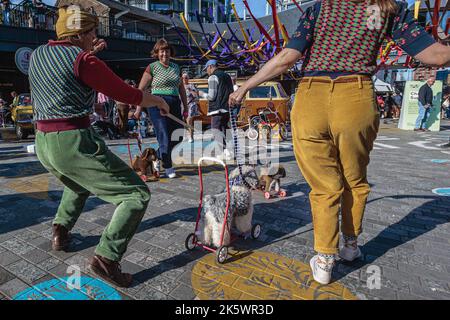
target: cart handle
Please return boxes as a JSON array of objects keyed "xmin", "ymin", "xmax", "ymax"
[
  {"xmin": 195, "ymin": 156, "xmax": 230, "ymax": 247},
  {"xmin": 197, "ymin": 157, "xmax": 227, "ymax": 168}
]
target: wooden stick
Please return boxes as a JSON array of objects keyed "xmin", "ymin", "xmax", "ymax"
[{"xmin": 166, "ymin": 113, "xmax": 195, "ymax": 131}]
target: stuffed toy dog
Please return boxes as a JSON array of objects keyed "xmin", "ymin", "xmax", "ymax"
[
  {"xmin": 259, "ymin": 164, "xmax": 286, "ymax": 193},
  {"xmin": 131, "ymin": 148, "xmax": 159, "ymax": 182},
  {"xmin": 200, "ymin": 165, "xmax": 259, "ymax": 248}
]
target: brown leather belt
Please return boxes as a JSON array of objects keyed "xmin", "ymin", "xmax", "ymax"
[{"xmin": 300, "ymin": 76, "xmax": 371, "ymax": 84}]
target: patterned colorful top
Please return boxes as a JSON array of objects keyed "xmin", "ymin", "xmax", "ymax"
[
  {"xmin": 286, "ymin": 0, "xmax": 435, "ymax": 76},
  {"xmin": 185, "ymin": 83, "xmax": 199, "ymax": 108},
  {"xmin": 145, "ymin": 61, "xmax": 181, "ymax": 96},
  {"xmin": 29, "ymin": 44, "xmax": 96, "ymax": 120},
  {"xmin": 29, "ymin": 41, "xmax": 143, "ymax": 122}
]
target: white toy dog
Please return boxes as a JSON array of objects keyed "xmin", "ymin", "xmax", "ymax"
[{"xmin": 199, "ymin": 165, "xmax": 259, "ymax": 248}]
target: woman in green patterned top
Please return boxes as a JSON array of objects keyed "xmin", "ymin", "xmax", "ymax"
[{"xmin": 138, "ymin": 39, "xmax": 188, "ymax": 179}]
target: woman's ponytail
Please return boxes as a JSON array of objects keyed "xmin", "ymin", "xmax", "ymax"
[{"xmin": 373, "ymin": 0, "xmax": 398, "ymax": 15}]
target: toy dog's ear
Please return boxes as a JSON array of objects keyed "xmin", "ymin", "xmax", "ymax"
[
  {"xmin": 280, "ymin": 166, "xmax": 286, "ymax": 178},
  {"xmin": 150, "ymin": 149, "xmax": 158, "ymax": 161},
  {"xmin": 142, "ymin": 149, "xmax": 151, "ymax": 160}
]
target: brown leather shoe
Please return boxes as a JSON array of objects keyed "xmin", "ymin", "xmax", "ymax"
[
  {"xmin": 52, "ymin": 224, "xmax": 70, "ymax": 251},
  {"xmin": 89, "ymin": 255, "xmax": 132, "ymax": 288}
]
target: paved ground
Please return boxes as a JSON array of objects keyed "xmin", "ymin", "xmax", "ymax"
[{"xmin": 0, "ymin": 119, "xmax": 449, "ymax": 300}]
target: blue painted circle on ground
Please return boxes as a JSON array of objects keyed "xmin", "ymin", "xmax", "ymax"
[
  {"xmin": 432, "ymin": 188, "xmax": 450, "ymax": 196},
  {"xmin": 111, "ymin": 143, "xmax": 159, "ymax": 156},
  {"xmin": 431, "ymin": 159, "xmax": 450, "ymax": 164},
  {"xmin": 13, "ymin": 276, "xmax": 122, "ymax": 300}
]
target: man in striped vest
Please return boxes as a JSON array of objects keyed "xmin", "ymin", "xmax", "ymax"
[{"xmin": 29, "ymin": 5, "xmax": 169, "ymax": 288}]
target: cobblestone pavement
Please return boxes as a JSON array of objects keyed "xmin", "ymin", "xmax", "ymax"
[{"xmin": 0, "ymin": 120, "xmax": 449, "ymax": 300}]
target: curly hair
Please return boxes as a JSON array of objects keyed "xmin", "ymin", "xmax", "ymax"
[
  {"xmin": 373, "ymin": 0, "xmax": 398, "ymax": 15},
  {"xmin": 151, "ymin": 39, "xmax": 175, "ymax": 58}
]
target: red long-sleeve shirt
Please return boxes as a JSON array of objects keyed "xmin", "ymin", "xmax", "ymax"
[
  {"xmin": 36, "ymin": 41, "xmax": 143, "ymax": 132},
  {"xmin": 49, "ymin": 40, "xmax": 143, "ymax": 106}
]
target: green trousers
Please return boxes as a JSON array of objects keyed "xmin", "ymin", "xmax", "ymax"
[{"xmin": 35, "ymin": 127, "xmax": 150, "ymax": 261}]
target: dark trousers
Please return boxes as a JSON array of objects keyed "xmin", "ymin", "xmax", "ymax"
[
  {"xmin": 92, "ymin": 121, "xmax": 118, "ymax": 139},
  {"xmin": 211, "ymin": 112, "xmax": 230, "ymax": 149},
  {"xmin": 116, "ymin": 104, "xmax": 129, "ymax": 135},
  {"xmin": 148, "ymin": 95, "xmax": 183, "ymax": 169}
]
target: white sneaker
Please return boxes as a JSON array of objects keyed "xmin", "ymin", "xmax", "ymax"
[
  {"xmin": 339, "ymin": 242, "xmax": 362, "ymax": 262},
  {"xmin": 188, "ymin": 137, "xmax": 194, "ymax": 143},
  {"xmin": 310, "ymin": 255, "xmax": 334, "ymax": 285},
  {"xmin": 165, "ymin": 167, "xmax": 177, "ymax": 179}
]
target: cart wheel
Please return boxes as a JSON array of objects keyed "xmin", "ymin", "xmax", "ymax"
[
  {"xmin": 279, "ymin": 190, "xmax": 287, "ymax": 198},
  {"xmin": 251, "ymin": 224, "xmax": 262, "ymax": 239},
  {"xmin": 264, "ymin": 192, "xmax": 271, "ymax": 200},
  {"xmin": 279, "ymin": 123, "xmax": 288, "ymax": 141},
  {"xmin": 185, "ymin": 233, "xmax": 198, "ymax": 251},
  {"xmin": 216, "ymin": 246, "xmax": 228, "ymax": 264},
  {"xmin": 247, "ymin": 127, "xmax": 258, "ymax": 141}
]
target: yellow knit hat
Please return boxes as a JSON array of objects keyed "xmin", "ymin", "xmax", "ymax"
[{"xmin": 55, "ymin": 6, "xmax": 99, "ymax": 39}]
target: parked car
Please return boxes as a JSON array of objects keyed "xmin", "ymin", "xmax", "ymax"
[
  {"xmin": 11, "ymin": 93, "xmax": 34, "ymax": 139},
  {"xmin": 189, "ymin": 79, "xmax": 290, "ymax": 128}
]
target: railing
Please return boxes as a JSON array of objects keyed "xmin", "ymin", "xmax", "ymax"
[
  {"xmin": 1, "ymin": 1, "xmax": 57, "ymax": 30},
  {"xmin": 0, "ymin": 0, "xmax": 185, "ymax": 45}
]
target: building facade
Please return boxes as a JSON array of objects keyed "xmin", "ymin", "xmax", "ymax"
[{"xmin": 117, "ymin": 0, "xmax": 231, "ymax": 22}]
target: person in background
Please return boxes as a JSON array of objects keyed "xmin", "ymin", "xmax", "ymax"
[
  {"xmin": 138, "ymin": 108, "xmax": 149, "ymax": 138},
  {"xmin": 137, "ymin": 38, "xmax": 188, "ymax": 179},
  {"xmin": 414, "ymin": 76, "xmax": 435, "ymax": 132},
  {"xmin": 33, "ymin": 0, "xmax": 46, "ymax": 30},
  {"xmin": 127, "ymin": 105, "xmax": 138, "ymax": 133},
  {"xmin": 0, "ymin": 95, "xmax": 6, "ymax": 127},
  {"xmin": 1, "ymin": 0, "xmax": 10, "ymax": 26},
  {"xmin": 115, "ymin": 79, "xmax": 136, "ymax": 137},
  {"xmin": 393, "ymin": 92, "xmax": 403, "ymax": 119},
  {"xmin": 182, "ymin": 72, "xmax": 199, "ymax": 143},
  {"xmin": 441, "ymin": 93, "xmax": 449, "ymax": 119},
  {"xmin": 200, "ymin": 59, "xmax": 234, "ymax": 160},
  {"xmin": 28, "ymin": 5, "xmax": 169, "ymax": 288},
  {"xmin": 377, "ymin": 95, "xmax": 385, "ymax": 118},
  {"xmin": 384, "ymin": 93, "xmax": 395, "ymax": 119},
  {"xmin": 90, "ymin": 109, "xmax": 119, "ymax": 140},
  {"xmin": 229, "ymin": 0, "xmax": 447, "ymax": 285},
  {"xmin": 9, "ymin": 91, "xmax": 18, "ymax": 108}
]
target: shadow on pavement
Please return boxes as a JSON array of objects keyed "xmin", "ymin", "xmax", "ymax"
[
  {"xmin": 0, "ymin": 151, "xmax": 33, "ymax": 161},
  {"xmin": 332, "ymin": 194, "xmax": 450, "ymax": 281},
  {"xmin": 0, "ymin": 191, "xmax": 104, "ymax": 234},
  {"xmin": 0, "ymin": 146, "xmax": 26, "ymax": 152},
  {"xmin": 0, "ymin": 161, "xmax": 47, "ymax": 179}
]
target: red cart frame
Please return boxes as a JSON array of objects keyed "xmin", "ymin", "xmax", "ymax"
[{"xmin": 185, "ymin": 157, "xmax": 261, "ymax": 264}]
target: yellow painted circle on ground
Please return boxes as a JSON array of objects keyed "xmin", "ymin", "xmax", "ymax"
[
  {"xmin": 191, "ymin": 251, "xmax": 358, "ymax": 300},
  {"xmin": 7, "ymin": 173, "xmax": 50, "ymax": 200}
]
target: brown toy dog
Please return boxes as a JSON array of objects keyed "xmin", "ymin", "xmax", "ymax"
[
  {"xmin": 131, "ymin": 148, "xmax": 159, "ymax": 182},
  {"xmin": 259, "ymin": 164, "xmax": 286, "ymax": 193}
]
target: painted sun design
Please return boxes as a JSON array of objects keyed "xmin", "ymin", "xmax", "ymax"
[{"xmin": 191, "ymin": 251, "xmax": 358, "ymax": 300}]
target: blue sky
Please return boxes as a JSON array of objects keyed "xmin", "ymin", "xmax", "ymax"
[{"xmin": 11, "ymin": 0, "xmax": 417, "ymax": 18}]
